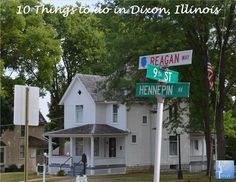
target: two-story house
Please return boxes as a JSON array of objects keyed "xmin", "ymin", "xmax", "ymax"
[{"xmin": 45, "ymin": 74, "xmax": 208, "ymax": 175}]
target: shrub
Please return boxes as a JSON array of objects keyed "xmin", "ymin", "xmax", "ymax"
[
  {"xmin": 57, "ymin": 169, "xmax": 65, "ymax": 176},
  {"xmin": 5, "ymin": 164, "xmax": 18, "ymax": 172}
]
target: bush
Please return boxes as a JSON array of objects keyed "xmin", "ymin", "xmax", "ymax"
[
  {"xmin": 5, "ymin": 164, "xmax": 18, "ymax": 172},
  {"xmin": 57, "ymin": 169, "xmax": 65, "ymax": 176},
  {"xmin": 19, "ymin": 164, "xmax": 24, "ymax": 172}
]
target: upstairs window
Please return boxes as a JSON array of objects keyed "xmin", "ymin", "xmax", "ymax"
[
  {"xmin": 142, "ymin": 115, "xmax": 148, "ymax": 124},
  {"xmin": 76, "ymin": 105, "xmax": 83, "ymax": 123},
  {"xmin": 20, "ymin": 126, "xmax": 25, "ymax": 137},
  {"xmin": 113, "ymin": 104, "xmax": 118, "ymax": 123},
  {"xmin": 131, "ymin": 135, "xmax": 137, "ymax": 144},
  {"xmin": 194, "ymin": 140, "xmax": 199, "ymax": 150}
]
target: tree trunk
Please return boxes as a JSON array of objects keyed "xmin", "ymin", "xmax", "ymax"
[
  {"xmin": 215, "ymin": 74, "xmax": 226, "ymax": 159},
  {"xmin": 202, "ymin": 50, "xmax": 212, "ymax": 177}
]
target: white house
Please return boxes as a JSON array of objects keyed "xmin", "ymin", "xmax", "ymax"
[{"xmin": 45, "ymin": 74, "xmax": 208, "ymax": 175}]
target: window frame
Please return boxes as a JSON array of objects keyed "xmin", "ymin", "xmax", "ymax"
[
  {"xmin": 20, "ymin": 126, "xmax": 25, "ymax": 137},
  {"xmin": 131, "ymin": 134, "xmax": 137, "ymax": 144},
  {"xmin": 75, "ymin": 105, "xmax": 83, "ymax": 123},
  {"xmin": 94, "ymin": 137, "xmax": 100, "ymax": 157},
  {"xmin": 169, "ymin": 135, "xmax": 177, "ymax": 156},
  {"xmin": 112, "ymin": 104, "xmax": 118, "ymax": 123},
  {"xmin": 0, "ymin": 147, "xmax": 5, "ymax": 165},
  {"xmin": 19, "ymin": 145, "xmax": 24, "ymax": 159},
  {"xmin": 142, "ymin": 115, "xmax": 148, "ymax": 125},
  {"xmin": 194, "ymin": 140, "xmax": 199, "ymax": 150}
]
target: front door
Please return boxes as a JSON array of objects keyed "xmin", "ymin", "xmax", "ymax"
[{"xmin": 109, "ymin": 138, "xmax": 116, "ymax": 157}]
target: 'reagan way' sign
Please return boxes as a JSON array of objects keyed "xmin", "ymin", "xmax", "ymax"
[{"xmin": 139, "ymin": 50, "xmax": 192, "ymax": 69}]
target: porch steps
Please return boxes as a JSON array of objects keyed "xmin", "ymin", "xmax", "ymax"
[{"xmin": 67, "ymin": 164, "xmax": 84, "ymax": 176}]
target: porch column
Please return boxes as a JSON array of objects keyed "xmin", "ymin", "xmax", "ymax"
[
  {"xmin": 90, "ymin": 136, "xmax": 94, "ymax": 167},
  {"xmin": 201, "ymin": 138, "xmax": 204, "ymax": 170},
  {"xmin": 48, "ymin": 136, "xmax": 52, "ymax": 173},
  {"xmin": 70, "ymin": 137, "xmax": 73, "ymax": 166},
  {"xmin": 48, "ymin": 137, "xmax": 52, "ymax": 162}
]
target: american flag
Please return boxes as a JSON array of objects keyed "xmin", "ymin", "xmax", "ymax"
[{"xmin": 207, "ymin": 57, "xmax": 214, "ymax": 91}]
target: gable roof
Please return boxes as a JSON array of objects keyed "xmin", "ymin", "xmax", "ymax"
[
  {"xmin": 59, "ymin": 74, "xmax": 107, "ymax": 104},
  {"xmin": 45, "ymin": 124, "xmax": 129, "ymax": 136}
]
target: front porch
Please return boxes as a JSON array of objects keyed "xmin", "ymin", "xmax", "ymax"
[{"xmin": 45, "ymin": 124, "xmax": 129, "ymax": 175}]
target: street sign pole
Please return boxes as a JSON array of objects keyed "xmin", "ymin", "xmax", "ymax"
[
  {"xmin": 24, "ymin": 87, "xmax": 29, "ymax": 182},
  {"xmin": 154, "ymin": 96, "xmax": 164, "ymax": 182}
]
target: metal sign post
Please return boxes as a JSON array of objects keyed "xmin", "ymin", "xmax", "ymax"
[
  {"xmin": 14, "ymin": 85, "xmax": 39, "ymax": 182},
  {"xmin": 154, "ymin": 96, "xmax": 164, "ymax": 182},
  {"xmin": 24, "ymin": 87, "xmax": 29, "ymax": 182},
  {"xmin": 137, "ymin": 50, "xmax": 192, "ymax": 182}
]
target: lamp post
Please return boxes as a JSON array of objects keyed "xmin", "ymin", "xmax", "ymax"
[{"xmin": 176, "ymin": 127, "xmax": 183, "ymax": 179}]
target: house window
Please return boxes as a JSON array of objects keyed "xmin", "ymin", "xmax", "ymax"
[
  {"xmin": 20, "ymin": 145, "xmax": 24, "ymax": 158},
  {"xmin": 76, "ymin": 105, "xmax": 83, "ymax": 123},
  {"xmin": 20, "ymin": 126, "xmax": 25, "ymax": 137},
  {"xmin": 75, "ymin": 138, "xmax": 83, "ymax": 156},
  {"xmin": 113, "ymin": 104, "xmax": 118, "ymax": 123},
  {"xmin": 142, "ymin": 115, "xmax": 148, "ymax": 124},
  {"xmin": 0, "ymin": 148, "xmax": 4, "ymax": 164},
  {"xmin": 169, "ymin": 136, "xmax": 177, "ymax": 155},
  {"xmin": 131, "ymin": 135, "xmax": 137, "ymax": 144},
  {"xmin": 194, "ymin": 140, "xmax": 199, "ymax": 150},
  {"xmin": 94, "ymin": 137, "xmax": 99, "ymax": 156}
]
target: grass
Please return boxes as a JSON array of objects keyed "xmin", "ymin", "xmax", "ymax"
[
  {"xmin": 1, "ymin": 171, "xmax": 236, "ymax": 182},
  {"xmin": 89, "ymin": 172, "xmax": 236, "ymax": 182},
  {"xmin": 0, "ymin": 172, "xmax": 73, "ymax": 182}
]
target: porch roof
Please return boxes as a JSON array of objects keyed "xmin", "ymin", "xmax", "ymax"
[
  {"xmin": 29, "ymin": 136, "xmax": 48, "ymax": 148},
  {"xmin": 45, "ymin": 124, "xmax": 129, "ymax": 137}
]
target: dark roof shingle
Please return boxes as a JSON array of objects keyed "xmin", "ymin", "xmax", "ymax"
[
  {"xmin": 77, "ymin": 74, "xmax": 107, "ymax": 102},
  {"xmin": 45, "ymin": 124, "xmax": 129, "ymax": 136}
]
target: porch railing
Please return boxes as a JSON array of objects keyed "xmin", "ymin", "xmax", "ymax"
[
  {"xmin": 71, "ymin": 160, "xmax": 82, "ymax": 176},
  {"xmin": 60, "ymin": 156, "xmax": 73, "ymax": 170}
]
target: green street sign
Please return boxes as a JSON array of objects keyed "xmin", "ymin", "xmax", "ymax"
[
  {"xmin": 146, "ymin": 64, "xmax": 179, "ymax": 83},
  {"xmin": 136, "ymin": 82, "xmax": 190, "ymax": 97}
]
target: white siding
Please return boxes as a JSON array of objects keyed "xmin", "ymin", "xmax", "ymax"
[
  {"xmin": 106, "ymin": 104, "xmax": 127, "ymax": 130},
  {"xmin": 150, "ymin": 105, "xmax": 191, "ymax": 166},
  {"xmin": 63, "ymin": 79, "xmax": 96, "ymax": 129},
  {"xmin": 96, "ymin": 104, "xmax": 107, "ymax": 124},
  {"xmin": 126, "ymin": 104, "xmax": 152, "ymax": 166},
  {"xmin": 126, "ymin": 103, "xmax": 191, "ymax": 167}
]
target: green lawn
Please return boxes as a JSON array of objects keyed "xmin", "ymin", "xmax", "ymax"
[
  {"xmin": 0, "ymin": 172, "xmax": 73, "ymax": 182},
  {"xmin": 1, "ymin": 172, "xmax": 236, "ymax": 182},
  {"xmin": 89, "ymin": 172, "xmax": 236, "ymax": 182}
]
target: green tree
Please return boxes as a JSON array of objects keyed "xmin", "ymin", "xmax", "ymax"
[
  {"xmin": 43, "ymin": 4, "xmax": 107, "ymax": 154},
  {"xmin": 99, "ymin": 0, "xmax": 236, "ymax": 177},
  {"xmin": 0, "ymin": 0, "xmax": 61, "ymax": 130}
]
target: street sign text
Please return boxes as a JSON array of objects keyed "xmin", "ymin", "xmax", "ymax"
[
  {"xmin": 139, "ymin": 50, "xmax": 192, "ymax": 69},
  {"xmin": 146, "ymin": 64, "xmax": 179, "ymax": 83},
  {"xmin": 136, "ymin": 83, "xmax": 190, "ymax": 97}
]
